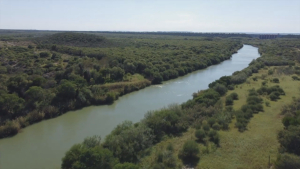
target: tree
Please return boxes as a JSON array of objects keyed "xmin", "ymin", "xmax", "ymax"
[
  {"xmin": 273, "ymin": 78, "xmax": 280, "ymax": 83},
  {"xmin": 31, "ymin": 75, "xmax": 46, "ymax": 86},
  {"xmin": 152, "ymin": 72, "xmax": 163, "ymax": 84},
  {"xmin": 57, "ymin": 81, "xmax": 77, "ymax": 99},
  {"xmin": 278, "ymin": 126, "xmax": 300, "ymax": 155},
  {"xmin": 61, "ymin": 145, "xmax": 117, "ymax": 169},
  {"xmin": 195, "ymin": 129, "xmax": 206, "ymax": 142},
  {"xmin": 225, "ymin": 96, "xmax": 233, "ymax": 105},
  {"xmin": 25, "ymin": 86, "xmax": 46, "ymax": 109},
  {"xmin": 0, "ymin": 93, "xmax": 24, "ymax": 117},
  {"xmin": 39, "ymin": 52, "xmax": 50, "ymax": 58},
  {"xmin": 7, "ymin": 74, "xmax": 29, "ymax": 97},
  {"xmin": 103, "ymin": 121, "xmax": 154, "ymax": 163},
  {"xmin": 230, "ymin": 92, "xmax": 239, "ymax": 100},
  {"xmin": 213, "ymin": 83, "xmax": 228, "ymax": 96},
  {"xmin": 110, "ymin": 67, "xmax": 125, "ymax": 80},
  {"xmin": 178, "ymin": 140, "xmax": 200, "ymax": 165},
  {"xmin": 62, "ymin": 135, "xmax": 117, "ymax": 169},
  {"xmin": 275, "ymin": 153, "xmax": 300, "ymax": 169}
]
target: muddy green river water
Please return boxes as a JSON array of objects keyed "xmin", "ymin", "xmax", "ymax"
[{"xmin": 0, "ymin": 45, "xmax": 260, "ymax": 169}]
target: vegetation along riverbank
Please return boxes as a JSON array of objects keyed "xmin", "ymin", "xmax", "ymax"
[
  {"xmin": 60, "ymin": 36, "xmax": 300, "ymax": 168},
  {"xmin": 0, "ymin": 31, "xmax": 243, "ymax": 138}
]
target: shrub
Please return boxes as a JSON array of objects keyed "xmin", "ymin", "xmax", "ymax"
[
  {"xmin": 195, "ymin": 129, "xmax": 206, "ymax": 142},
  {"xmin": 203, "ymin": 123, "xmax": 210, "ymax": 131},
  {"xmin": 282, "ymin": 116, "xmax": 300, "ymax": 127},
  {"xmin": 225, "ymin": 96, "xmax": 233, "ymax": 106},
  {"xmin": 213, "ymin": 83, "xmax": 228, "ymax": 96},
  {"xmin": 230, "ymin": 92, "xmax": 239, "ymax": 100},
  {"xmin": 227, "ymin": 84, "xmax": 234, "ymax": 90},
  {"xmin": 265, "ymin": 101, "xmax": 270, "ymax": 107},
  {"xmin": 262, "ymin": 81, "xmax": 267, "ymax": 86},
  {"xmin": 39, "ymin": 52, "xmax": 50, "ymax": 58},
  {"xmin": 62, "ymin": 135, "xmax": 118, "ymax": 169},
  {"xmin": 194, "ymin": 89, "xmax": 220, "ymax": 107},
  {"xmin": 273, "ymin": 78, "xmax": 280, "ymax": 83},
  {"xmin": 113, "ymin": 163, "xmax": 139, "ymax": 169},
  {"xmin": 274, "ymin": 153, "xmax": 300, "ymax": 169},
  {"xmin": 278, "ymin": 126, "xmax": 300, "ymax": 155},
  {"xmin": 292, "ymin": 76, "xmax": 299, "ymax": 81},
  {"xmin": 268, "ymin": 69, "xmax": 274, "ymax": 75},
  {"xmin": 105, "ymin": 92, "xmax": 116, "ymax": 104},
  {"xmin": 143, "ymin": 105, "xmax": 187, "ymax": 142},
  {"xmin": 212, "ymin": 123, "xmax": 221, "ymax": 130},
  {"xmin": 152, "ymin": 73, "xmax": 163, "ymax": 84},
  {"xmin": 178, "ymin": 140, "xmax": 200, "ymax": 165},
  {"xmin": 270, "ymin": 92, "xmax": 279, "ymax": 101},
  {"xmin": 208, "ymin": 118, "xmax": 216, "ymax": 127},
  {"xmin": 103, "ymin": 121, "xmax": 154, "ymax": 163},
  {"xmin": 0, "ymin": 120, "xmax": 21, "ymax": 138},
  {"xmin": 153, "ymin": 146, "xmax": 177, "ymax": 168}
]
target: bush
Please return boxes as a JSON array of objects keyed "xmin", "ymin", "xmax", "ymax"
[
  {"xmin": 227, "ymin": 84, "xmax": 234, "ymax": 90},
  {"xmin": 292, "ymin": 76, "xmax": 299, "ymax": 81},
  {"xmin": 113, "ymin": 163, "xmax": 139, "ymax": 169},
  {"xmin": 268, "ymin": 69, "xmax": 274, "ymax": 75},
  {"xmin": 278, "ymin": 126, "xmax": 300, "ymax": 156},
  {"xmin": 62, "ymin": 136, "xmax": 118, "ymax": 169},
  {"xmin": 178, "ymin": 140, "xmax": 200, "ymax": 165},
  {"xmin": 213, "ymin": 83, "xmax": 228, "ymax": 96},
  {"xmin": 270, "ymin": 92, "xmax": 279, "ymax": 101},
  {"xmin": 39, "ymin": 52, "xmax": 50, "ymax": 58},
  {"xmin": 230, "ymin": 92, "xmax": 239, "ymax": 100},
  {"xmin": 209, "ymin": 130, "xmax": 220, "ymax": 145},
  {"xmin": 105, "ymin": 92, "xmax": 116, "ymax": 104},
  {"xmin": 274, "ymin": 153, "xmax": 300, "ymax": 169},
  {"xmin": 273, "ymin": 78, "xmax": 280, "ymax": 83},
  {"xmin": 103, "ymin": 121, "xmax": 154, "ymax": 163},
  {"xmin": 194, "ymin": 89, "xmax": 220, "ymax": 107},
  {"xmin": 265, "ymin": 101, "xmax": 270, "ymax": 107},
  {"xmin": 195, "ymin": 129, "xmax": 206, "ymax": 142},
  {"xmin": 225, "ymin": 96, "xmax": 233, "ymax": 106},
  {"xmin": 143, "ymin": 105, "xmax": 188, "ymax": 142},
  {"xmin": 153, "ymin": 145, "xmax": 177, "ymax": 168},
  {"xmin": 203, "ymin": 123, "xmax": 210, "ymax": 131},
  {"xmin": 208, "ymin": 118, "xmax": 216, "ymax": 127},
  {"xmin": 0, "ymin": 120, "xmax": 21, "ymax": 138},
  {"xmin": 152, "ymin": 73, "xmax": 163, "ymax": 84},
  {"xmin": 212, "ymin": 123, "xmax": 221, "ymax": 130}
]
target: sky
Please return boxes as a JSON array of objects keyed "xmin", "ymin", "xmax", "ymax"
[{"xmin": 0, "ymin": 0, "xmax": 299, "ymax": 33}]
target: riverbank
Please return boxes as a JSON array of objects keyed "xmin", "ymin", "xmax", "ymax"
[
  {"xmin": 0, "ymin": 45, "xmax": 258, "ymax": 169},
  {"xmin": 58, "ymin": 39, "xmax": 300, "ymax": 169},
  {"xmin": 140, "ymin": 65, "xmax": 300, "ymax": 168},
  {"xmin": 0, "ymin": 44, "xmax": 242, "ymax": 139}
]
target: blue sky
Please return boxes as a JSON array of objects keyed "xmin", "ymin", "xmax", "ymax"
[{"xmin": 0, "ymin": 0, "xmax": 299, "ymax": 33}]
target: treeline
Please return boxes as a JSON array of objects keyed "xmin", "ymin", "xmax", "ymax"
[
  {"xmin": 61, "ymin": 76, "xmax": 238, "ymax": 168},
  {"xmin": 95, "ymin": 31, "xmax": 253, "ymax": 38},
  {"xmin": 274, "ymin": 97, "xmax": 300, "ymax": 169},
  {"xmin": 60, "ymin": 38, "xmax": 300, "ymax": 168},
  {"xmin": 0, "ymin": 33, "xmax": 244, "ymax": 138},
  {"xmin": 34, "ymin": 32, "xmax": 110, "ymax": 47}
]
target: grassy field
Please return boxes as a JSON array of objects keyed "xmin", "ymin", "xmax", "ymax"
[{"xmin": 140, "ymin": 66, "xmax": 300, "ymax": 169}]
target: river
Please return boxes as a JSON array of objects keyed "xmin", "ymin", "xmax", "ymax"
[{"xmin": 0, "ymin": 45, "xmax": 260, "ymax": 169}]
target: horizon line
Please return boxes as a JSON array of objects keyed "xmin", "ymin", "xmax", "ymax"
[{"xmin": 0, "ymin": 29, "xmax": 299, "ymax": 35}]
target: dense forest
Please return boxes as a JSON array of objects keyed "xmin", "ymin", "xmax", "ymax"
[
  {"xmin": 0, "ymin": 32, "xmax": 242, "ymax": 138},
  {"xmin": 59, "ymin": 37, "xmax": 300, "ymax": 168}
]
